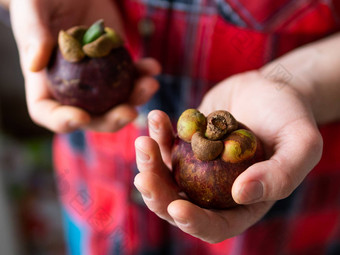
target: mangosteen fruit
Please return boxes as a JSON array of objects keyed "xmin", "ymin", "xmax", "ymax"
[
  {"xmin": 171, "ymin": 109, "xmax": 265, "ymax": 209},
  {"xmin": 46, "ymin": 19, "xmax": 137, "ymax": 115}
]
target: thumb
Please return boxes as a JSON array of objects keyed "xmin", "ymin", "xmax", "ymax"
[
  {"xmin": 232, "ymin": 119, "xmax": 323, "ymax": 204},
  {"xmin": 10, "ymin": 0, "xmax": 55, "ymax": 73}
]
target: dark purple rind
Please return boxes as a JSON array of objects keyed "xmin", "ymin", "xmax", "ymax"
[
  {"xmin": 47, "ymin": 47, "xmax": 136, "ymax": 115},
  {"xmin": 171, "ymin": 131, "xmax": 264, "ymax": 209}
]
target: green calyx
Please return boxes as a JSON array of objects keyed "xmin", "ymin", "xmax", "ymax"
[
  {"xmin": 82, "ymin": 19, "xmax": 106, "ymax": 45},
  {"xmin": 58, "ymin": 19, "xmax": 124, "ymax": 62}
]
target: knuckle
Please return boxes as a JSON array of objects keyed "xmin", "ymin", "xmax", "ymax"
[
  {"xmin": 29, "ymin": 112, "xmax": 41, "ymax": 126},
  {"xmin": 308, "ymin": 131, "xmax": 323, "ymax": 161},
  {"xmin": 268, "ymin": 163, "xmax": 295, "ymax": 200},
  {"xmin": 203, "ymin": 237, "xmax": 224, "ymax": 244},
  {"xmin": 148, "ymin": 203, "xmax": 168, "ymax": 218},
  {"xmin": 27, "ymin": 104, "xmax": 71, "ymax": 133},
  {"xmin": 187, "ymin": 217, "xmax": 225, "ymax": 244},
  {"xmin": 271, "ymin": 126, "xmax": 323, "ymax": 201},
  {"xmin": 27, "ymin": 106, "xmax": 41, "ymax": 125},
  {"xmin": 182, "ymin": 224, "xmax": 203, "ymax": 238},
  {"xmin": 299, "ymin": 125, "xmax": 323, "ymax": 160},
  {"xmin": 199, "ymin": 228, "xmax": 227, "ymax": 244},
  {"xmin": 277, "ymin": 168, "xmax": 295, "ymax": 199},
  {"xmin": 53, "ymin": 121, "xmax": 71, "ymax": 133}
]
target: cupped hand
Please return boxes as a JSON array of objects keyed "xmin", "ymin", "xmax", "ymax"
[
  {"xmin": 10, "ymin": 0, "xmax": 160, "ymax": 133},
  {"xmin": 134, "ymin": 70, "xmax": 323, "ymax": 243}
]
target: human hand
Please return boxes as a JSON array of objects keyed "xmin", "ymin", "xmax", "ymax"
[
  {"xmin": 134, "ymin": 71, "xmax": 323, "ymax": 243},
  {"xmin": 10, "ymin": 0, "xmax": 160, "ymax": 132}
]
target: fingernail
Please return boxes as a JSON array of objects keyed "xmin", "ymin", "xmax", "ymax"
[
  {"xmin": 148, "ymin": 112, "xmax": 160, "ymax": 133},
  {"xmin": 136, "ymin": 147, "xmax": 150, "ymax": 163},
  {"xmin": 237, "ymin": 181, "xmax": 263, "ymax": 204}
]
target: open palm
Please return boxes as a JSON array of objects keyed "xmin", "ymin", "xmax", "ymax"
[
  {"xmin": 10, "ymin": 0, "xmax": 160, "ymax": 132},
  {"xmin": 134, "ymin": 70, "xmax": 323, "ymax": 243}
]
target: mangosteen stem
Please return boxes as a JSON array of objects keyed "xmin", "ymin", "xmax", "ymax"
[
  {"xmin": 191, "ymin": 132, "xmax": 224, "ymax": 161},
  {"xmin": 205, "ymin": 110, "xmax": 238, "ymax": 141}
]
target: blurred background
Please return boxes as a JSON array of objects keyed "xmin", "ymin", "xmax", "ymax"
[{"xmin": 0, "ymin": 10, "xmax": 66, "ymax": 255}]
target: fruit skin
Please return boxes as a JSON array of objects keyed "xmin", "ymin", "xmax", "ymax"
[
  {"xmin": 47, "ymin": 46, "xmax": 136, "ymax": 115},
  {"xmin": 222, "ymin": 129, "xmax": 257, "ymax": 163},
  {"xmin": 177, "ymin": 109, "xmax": 207, "ymax": 143},
  {"xmin": 171, "ymin": 125, "xmax": 264, "ymax": 209}
]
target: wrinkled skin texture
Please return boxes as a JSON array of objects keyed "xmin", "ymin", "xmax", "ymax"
[
  {"xmin": 47, "ymin": 47, "xmax": 136, "ymax": 115},
  {"xmin": 172, "ymin": 132, "xmax": 264, "ymax": 209}
]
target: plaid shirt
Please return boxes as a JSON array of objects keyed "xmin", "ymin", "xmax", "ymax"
[{"xmin": 54, "ymin": 0, "xmax": 340, "ymax": 254}]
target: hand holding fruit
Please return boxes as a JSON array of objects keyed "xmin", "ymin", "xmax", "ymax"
[
  {"xmin": 172, "ymin": 109, "xmax": 264, "ymax": 209},
  {"xmin": 134, "ymin": 71, "xmax": 322, "ymax": 243},
  {"xmin": 10, "ymin": 0, "xmax": 160, "ymax": 133},
  {"xmin": 47, "ymin": 19, "xmax": 137, "ymax": 115}
]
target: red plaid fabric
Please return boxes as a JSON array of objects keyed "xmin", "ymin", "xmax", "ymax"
[{"xmin": 54, "ymin": 1, "xmax": 340, "ymax": 254}]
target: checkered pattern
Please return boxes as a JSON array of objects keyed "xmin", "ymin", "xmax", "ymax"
[{"xmin": 54, "ymin": 0, "xmax": 340, "ymax": 254}]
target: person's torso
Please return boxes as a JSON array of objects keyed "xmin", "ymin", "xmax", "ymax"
[{"xmin": 118, "ymin": 0, "xmax": 340, "ymax": 115}]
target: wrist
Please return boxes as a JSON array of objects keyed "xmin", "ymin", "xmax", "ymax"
[
  {"xmin": 259, "ymin": 46, "xmax": 326, "ymax": 124},
  {"xmin": 260, "ymin": 32, "xmax": 340, "ymax": 124}
]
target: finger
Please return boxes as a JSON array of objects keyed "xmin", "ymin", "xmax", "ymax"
[
  {"xmin": 29, "ymin": 101, "xmax": 91, "ymax": 133},
  {"xmin": 134, "ymin": 136, "xmax": 180, "ymax": 223},
  {"xmin": 128, "ymin": 76, "xmax": 159, "ymax": 106},
  {"xmin": 148, "ymin": 110, "xmax": 175, "ymax": 168},
  {"xmin": 25, "ymin": 71, "xmax": 90, "ymax": 133},
  {"xmin": 134, "ymin": 172, "xmax": 180, "ymax": 224},
  {"xmin": 135, "ymin": 58, "xmax": 161, "ymax": 76},
  {"xmin": 168, "ymin": 200, "xmax": 274, "ymax": 243},
  {"xmin": 232, "ymin": 119, "xmax": 323, "ymax": 204},
  {"xmin": 84, "ymin": 104, "xmax": 138, "ymax": 132},
  {"xmin": 27, "ymin": 70, "xmax": 137, "ymax": 133},
  {"xmin": 135, "ymin": 136, "xmax": 175, "ymax": 181},
  {"xmin": 10, "ymin": 0, "xmax": 55, "ymax": 72}
]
